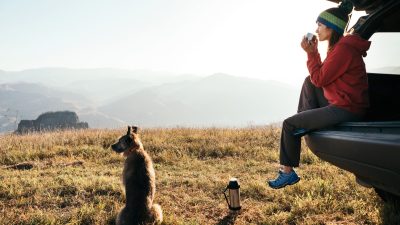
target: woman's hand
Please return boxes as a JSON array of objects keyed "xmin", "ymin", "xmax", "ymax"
[{"xmin": 301, "ymin": 36, "xmax": 318, "ymax": 53}]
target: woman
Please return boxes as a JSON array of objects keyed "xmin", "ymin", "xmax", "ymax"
[{"xmin": 268, "ymin": 3, "xmax": 371, "ymax": 189}]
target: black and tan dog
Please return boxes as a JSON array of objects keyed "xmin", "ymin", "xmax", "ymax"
[{"xmin": 111, "ymin": 126, "xmax": 163, "ymax": 225}]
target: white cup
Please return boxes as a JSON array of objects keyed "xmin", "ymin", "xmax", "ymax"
[{"xmin": 306, "ymin": 33, "xmax": 315, "ymax": 42}]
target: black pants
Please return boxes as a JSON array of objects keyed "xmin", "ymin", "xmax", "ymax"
[{"xmin": 279, "ymin": 76, "xmax": 363, "ymax": 167}]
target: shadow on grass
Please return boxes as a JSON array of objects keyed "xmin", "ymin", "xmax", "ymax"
[
  {"xmin": 380, "ymin": 200, "xmax": 400, "ymax": 225},
  {"xmin": 375, "ymin": 188, "xmax": 400, "ymax": 225},
  {"xmin": 216, "ymin": 211, "xmax": 240, "ymax": 225},
  {"xmin": 106, "ymin": 215, "xmax": 116, "ymax": 225}
]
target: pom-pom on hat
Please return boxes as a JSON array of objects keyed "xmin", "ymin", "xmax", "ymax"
[{"xmin": 316, "ymin": 1, "xmax": 353, "ymax": 35}]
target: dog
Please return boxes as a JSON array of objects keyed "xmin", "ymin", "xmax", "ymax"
[{"xmin": 111, "ymin": 126, "xmax": 163, "ymax": 225}]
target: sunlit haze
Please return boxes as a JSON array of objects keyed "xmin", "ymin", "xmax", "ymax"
[{"xmin": 0, "ymin": 0, "xmax": 392, "ymax": 88}]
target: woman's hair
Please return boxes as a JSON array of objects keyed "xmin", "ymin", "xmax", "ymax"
[
  {"xmin": 329, "ymin": 29, "xmax": 342, "ymax": 49},
  {"xmin": 317, "ymin": 1, "xmax": 353, "ymax": 49}
]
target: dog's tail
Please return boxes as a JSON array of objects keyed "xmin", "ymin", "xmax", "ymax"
[{"xmin": 149, "ymin": 203, "xmax": 163, "ymax": 224}]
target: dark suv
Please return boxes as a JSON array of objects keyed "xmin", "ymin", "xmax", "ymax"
[{"xmin": 306, "ymin": 0, "xmax": 400, "ymax": 201}]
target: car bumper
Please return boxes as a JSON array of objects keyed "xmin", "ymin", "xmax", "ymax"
[{"xmin": 305, "ymin": 121, "xmax": 400, "ymax": 196}]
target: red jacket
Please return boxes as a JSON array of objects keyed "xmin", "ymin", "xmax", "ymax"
[{"xmin": 307, "ymin": 35, "xmax": 371, "ymax": 115}]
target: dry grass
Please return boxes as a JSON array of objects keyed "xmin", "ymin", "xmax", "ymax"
[{"xmin": 0, "ymin": 127, "xmax": 398, "ymax": 225}]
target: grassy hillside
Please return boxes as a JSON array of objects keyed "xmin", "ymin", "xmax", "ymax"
[{"xmin": 0, "ymin": 128, "xmax": 398, "ymax": 224}]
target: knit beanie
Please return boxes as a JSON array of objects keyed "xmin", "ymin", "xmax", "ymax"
[{"xmin": 316, "ymin": 2, "xmax": 353, "ymax": 35}]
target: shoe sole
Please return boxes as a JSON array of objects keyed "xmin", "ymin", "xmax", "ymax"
[{"xmin": 268, "ymin": 177, "xmax": 300, "ymax": 189}]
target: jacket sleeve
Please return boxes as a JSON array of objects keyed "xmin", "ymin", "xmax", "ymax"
[{"xmin": 307, "ymin": 43, "xmax": 353, "ymax": 87}]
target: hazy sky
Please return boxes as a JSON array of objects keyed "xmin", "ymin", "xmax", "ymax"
[{"xmin": 0, "ymin": 0, "xmax": 397, "ymax": 87}]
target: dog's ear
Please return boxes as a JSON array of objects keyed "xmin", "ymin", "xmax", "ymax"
[
  {"xmin": 132, "ymin": 126, "xmax": 139, "ymax": 134},
  {"xmin": 127, "ymin": 126, "xmax": 131, "ymax": 135}
]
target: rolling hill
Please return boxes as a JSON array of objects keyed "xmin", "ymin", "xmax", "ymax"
[{"xmin": 99, "ymin": 73, "xmax": 299, "ymax": 127}]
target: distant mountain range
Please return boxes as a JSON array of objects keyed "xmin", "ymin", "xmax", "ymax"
[
  {"xmin": 0, "ymin": 82, "xmax": 124, "ymax": 132},
  {"xmin": 0, "ymin": 83, "xmax": 78, "ymax": 132},
  {"xmin": 0, "ymin": 68, "xmax": 300, "ymax": 132},
  {"xmin": 0, "ymin": 68, "xmax": 200, "ymax": 104}
]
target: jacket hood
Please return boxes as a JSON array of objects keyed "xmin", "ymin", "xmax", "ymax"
[{"xmin": 340, "ymin": 35, "xmax": 371, "ymax": 57}]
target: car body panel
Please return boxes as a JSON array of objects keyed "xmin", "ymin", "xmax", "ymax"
[
  {"xmin": 328, "ymin": 0, "xmax": 389, "ymax": 11},
  {"xmin": 349, "ymin": 0, "xmax": 400, "ymax": 39}
]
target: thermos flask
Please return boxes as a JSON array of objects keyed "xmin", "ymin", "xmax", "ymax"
[{"xmin": 223, "ymin": 177, "xmax": 241, "ymax": 210}]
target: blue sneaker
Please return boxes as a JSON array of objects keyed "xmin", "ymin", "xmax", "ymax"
[{"xmin": 268, "ymin": 170, "xmax": 300, "ymax": 189}]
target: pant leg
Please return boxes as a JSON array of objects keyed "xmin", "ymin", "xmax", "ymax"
[
  {"xmin": 298, "ymin": 76, "xmax": 329, "ymax": 113},
  {"xmin": 280, "ymin": 105, "xmax": 362, "ymax": 167}
]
